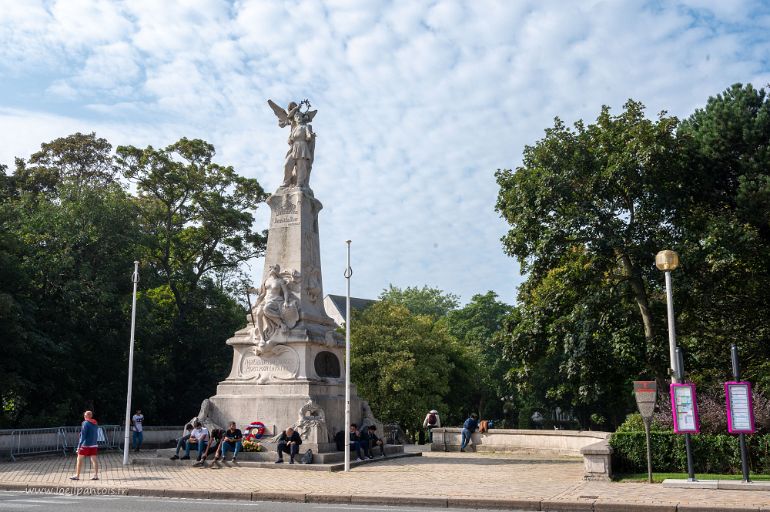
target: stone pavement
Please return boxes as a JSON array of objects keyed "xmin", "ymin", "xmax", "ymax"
[{"xmin": 1, "ymin": 451, "xmax": 769, "ymax": 511}]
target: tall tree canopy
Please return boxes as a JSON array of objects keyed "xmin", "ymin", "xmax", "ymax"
[
  {"xmin": 0, "ymin": 133, "xmax": 267, "ymax": 427},
  {"xmin": 495, "ymin": 84, "xmax": 770, "ymax": 427}
]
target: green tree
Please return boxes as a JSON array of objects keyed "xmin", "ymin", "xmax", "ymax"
[
  {"xmin": 673, "ymin": 84, "xmax": 770, "ymax": 391},
  {"xmin": 2, "ymin": 134, "xmax": 142, "ymax": 426},
  {"xmin": 379, "ymin": 284, "xmax": 459, "ymax": 318},
  {"xmin": 350, "ymin": 301, "xmax": 471, "ymax": 433},
  {"xmin": 445, "ymin": 292, "xmax": 515, "ymax": 419},
  {"xmin": 115, "ymin": 138, "xmax": 268, "ymax": 320},
  {"xmin": 495, "ymin": 101, "xmax": 688, "ymax": 427}
]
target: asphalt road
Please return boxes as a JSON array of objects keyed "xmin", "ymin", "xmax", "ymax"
[{"xmin": 0, "ymin": 491, "xmax": 523, "ymax": 512}]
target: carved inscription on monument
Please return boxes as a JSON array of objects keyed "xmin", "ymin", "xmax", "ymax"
[
  {"xmin": 240, "ymin": 346, "xmax": 299, "ymax": 380},
  {"xmin": 272, "ymin": 196, "xmax": 300, "ymax": 226}
]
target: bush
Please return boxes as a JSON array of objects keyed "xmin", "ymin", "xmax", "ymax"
[{"xmin": 610, "ymin": 432, "xmax": 770, "ymax": 474}]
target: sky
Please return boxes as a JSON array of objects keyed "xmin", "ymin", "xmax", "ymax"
[{"xmin": 1, "ymin": 0, "xmax": 769, "ymax": 306}]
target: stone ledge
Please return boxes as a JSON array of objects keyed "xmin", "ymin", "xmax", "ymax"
[
  {"xmin": 542, "ymin": 498, "xmax": 596, "ymax": 511},
  {"xmin": 595, "ymin": 501, "xmax": 677, "ymax": 512},
  {"xmin": 448, "ymin": 497, "xmax": 541, "ymax": 510}
]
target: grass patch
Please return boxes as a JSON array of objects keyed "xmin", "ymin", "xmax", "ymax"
[{"xmin": 616, "ymin": 472, "xmax": 770, "ymax": 483}]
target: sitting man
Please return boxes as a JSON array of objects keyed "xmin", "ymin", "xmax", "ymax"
[
  {"xmin": 196, "ymin": 427, "xmax": 224, "ymax": 466},
  {"xmin": 358, "ymin": 423, "xmax": 372, "ymax": 459},
  {"xmin": 349, "ymin": 423, "xmax": 364, "ymax": 461},
  {"xmin": 367, "ymin": 425, "xmax": 386, "ymax": 458},
  {"xmin": 170, "ymin": 423, "xmax": 193, "ymax": 460},
  {"xmin": 183, "ymin": 421, "xmax": 209, "ymax": 461},
  {"xmin": 218, "ymin": 422, "xmax": 243, "ymax": 462},
  {"xmin": 275, "ymin": 427, "xmax": 302, "ymax": 464}
]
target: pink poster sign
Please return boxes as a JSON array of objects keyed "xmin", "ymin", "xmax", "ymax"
[
  {"xmin": 724, "ymin": 381, "xmax": 755, "ymax": 434},
  {"xmin": 670, "ymin": 383, "xmax": 700, "ymax": 434}
]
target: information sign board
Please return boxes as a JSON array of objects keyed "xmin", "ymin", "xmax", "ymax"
[
  {"xmin": 670, "ymin": 383, "xmax": 699, "ymax": 434},
  {"xmin": 725, "ymin": 381, "xmax": 755, "ymax": 434},
  {"xmin": 633, "ymin": 381, "xmax": 657, "ymax": 420}
]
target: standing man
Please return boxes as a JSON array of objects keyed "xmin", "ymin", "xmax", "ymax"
[
  {"xmin": 422, "ymin": 409, "xmax": 441, "ymax": 443},
  {"xmin": 131, "ymin": 409, "xmax": 144, "ymax": 452},
  {"xmin": 275, "ymin": 427, "xmax": 302, "ymax": 464},
  {"xmin": 70, "ymin": 410, "xmax": 99, "ymax": 481},
  {"xmin": 460, "ymin": 413, "xmax": 479, "ymax": 452}
]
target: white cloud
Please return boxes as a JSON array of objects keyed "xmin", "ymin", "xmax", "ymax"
[{"xmin": 2, "ymin": 0, "xmax": 770, "ymax": 305}]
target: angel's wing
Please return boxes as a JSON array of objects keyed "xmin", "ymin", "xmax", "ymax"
[
  {"xmin": 267, "ymin": 99, "xmax": 289, "ymax": 128},
  {"xmin": 305, "ymin": 110, "xmax": 318, "ymax": 122}
]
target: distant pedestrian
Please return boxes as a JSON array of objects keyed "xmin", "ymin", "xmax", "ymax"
[
  {"xmin": 422, "ymin": 409, "xmax": 441, "ymax": 443},
  {"xmin": 460, "ymin": 413, "xmax": 479, "ymax": 452},
  {"xmin": 70, "ymin": 410, "xmax": 99, "ymax": 481},
  {"xmin": 131, "ymin": 409, "xmax": 144, "ymax": 452},
  {"xmin": 275, "ymin": 427, "xmax": 302, "ymax": 464}
]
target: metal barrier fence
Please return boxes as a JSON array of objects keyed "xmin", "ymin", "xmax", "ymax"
[
  {"xmin": 8, "ymin": 428, "xmax": 66, "ymax": 462},
  {"xmin": 9, "ymin": 425, "xmax": 122, "ymax": 462}
]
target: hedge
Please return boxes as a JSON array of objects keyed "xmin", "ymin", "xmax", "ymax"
[{"xmin": 610, "ymin": 432, "xmax": 770, "ymax": 474}]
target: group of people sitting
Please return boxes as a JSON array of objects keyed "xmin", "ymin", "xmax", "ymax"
[
  {"xmin": 348, "ymin": 423, "xmax": 386, "ymax": 461},
  {"xmin": 167, "ymin": 420, "xmax": 387, "ymax": 466},
  {"xmin": 169, "ymin": 421, "xmax": 243, "ymax": 466}
]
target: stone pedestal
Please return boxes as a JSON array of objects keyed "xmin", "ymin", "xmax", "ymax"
[{"xmin": 199, "ymin": 186, "xmax": 379, "ymax": 449}]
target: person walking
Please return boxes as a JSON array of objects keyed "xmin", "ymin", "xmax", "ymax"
[
  {"xmin": 422, "ymin": 409, "xmax": 441, "ymax": 443},
  {"xmin": 70, "ymin": 410, "xmax": 99, "ymax": 481},
  {"xmin": 460, "ymin": 413, "xmax": 479, "ymax": 452},
  {"xmin": 131, "ymin": 409, "xmax": 144, "ymax": 452}
]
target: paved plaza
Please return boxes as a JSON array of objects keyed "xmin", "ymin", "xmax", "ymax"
[{"xmin": 1, "ymin": 451, "xmax": 769, "ymax": 511}]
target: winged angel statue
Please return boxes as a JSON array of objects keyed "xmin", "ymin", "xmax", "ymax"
[{"xmin": 268, "ymin": 99, "xmax": 317, "ymax": 188}]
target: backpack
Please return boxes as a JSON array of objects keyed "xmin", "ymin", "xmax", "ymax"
[
  {"xmin": 301, "ymin": 449, "xmax": 313, "ymax": 464},
  {"xmin": 427, "ymin": 413, "xmax": 437, "ymax": 426}
]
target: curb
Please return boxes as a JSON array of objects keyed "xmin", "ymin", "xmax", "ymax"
[{"xmin": 3, "ymin": 483, "xmax": 770, "ymax": 511}]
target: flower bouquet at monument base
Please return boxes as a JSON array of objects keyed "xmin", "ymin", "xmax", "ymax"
[{"xmin": 242, "ymin": 439, "xmax": 263, "ymax": 452}]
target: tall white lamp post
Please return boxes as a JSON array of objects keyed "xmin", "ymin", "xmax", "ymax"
[
  {"xmin": 655, "ymin": 250, "xmax": 680, "ymax": 382},
  {"xmin": 122, "ymin": 261, "xmax": 140, "ymax": 465},
  {"xmin": 343, "ymin": 241, "xmax": 352, "ymax": 472}
]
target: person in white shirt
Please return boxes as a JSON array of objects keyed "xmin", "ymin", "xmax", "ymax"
[
  {"xmin": 422, "ymin": 409, "xmax": 441, "ymax": 443},
  {"xmin": 182, "ymin": 421, "xmax": 209, "ymax": 461},
  {"xmin": 131, "ymin": 409, "xmax": 144, "ymax": 452}
]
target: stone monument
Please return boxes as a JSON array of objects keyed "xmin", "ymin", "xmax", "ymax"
[{"xmin": 197, "ymin": 99, "xmax": 381, "ymax": 454}]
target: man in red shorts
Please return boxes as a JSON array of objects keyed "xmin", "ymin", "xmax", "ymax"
[{"xmin": 70, "ymin": 410, "xmax": 99, "ymax": 480}]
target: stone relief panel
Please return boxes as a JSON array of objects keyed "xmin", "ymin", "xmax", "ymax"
[{"xmin": 239, "ymin": 345, "xmax": 300, "ymax": 383}]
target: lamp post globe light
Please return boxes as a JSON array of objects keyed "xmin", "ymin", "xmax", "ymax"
[{"xmin": 656, "ymin": 250, "xmax": 680, "ymax": 383}]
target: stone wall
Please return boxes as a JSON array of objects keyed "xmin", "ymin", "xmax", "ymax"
[{"xmin": 431, "ymin": 428, "xmax": 612, "ymax": 480}]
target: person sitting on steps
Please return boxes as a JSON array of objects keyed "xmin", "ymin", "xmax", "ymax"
[
  {"xmin": 218, "ymin": 421, "xmax": 243, "ymax": 462},
  {"xmin": 275, "ymin": 427, "xmax": 302, "ymax": 464},
  {"xmin": 349, "ymin": 423, "xmax": 365, "ymax": 461},
  {"xmin": 169, "ymin": 423, "xmax": 193, "ymax": 460},
  {"xmin": 182, "ymin": 421, "xmax": 209, "ymax": 461},
  {"xmin": 367, "ymin": 425, "xmax": 386, "ymax": 458}
]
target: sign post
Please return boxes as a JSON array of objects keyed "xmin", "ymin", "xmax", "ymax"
[
  {"xmin": 671, "ymin": 347, "xmax": 698, "ymax": 482},
  {"xmin": 726, "ymin": 344, "xmax": 754, "ymax": 483},
  {"xmin": 633, "ymin": 381, "xmax": 657, "ymax": 483}
]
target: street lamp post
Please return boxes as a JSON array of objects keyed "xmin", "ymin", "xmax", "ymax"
[
  {"xmin": 655, "ymin": 250, "xmax": 680, "ymax": 383},
  {"xmin": 123, "ymin": 261, "xmax": 140, "ymax": 465},
  {"xmin": 343, "ymin": 241, "xmax": 352, "ymax": 472},
  {"xmin": 656, "ymin": 250, "xmax": 695, "ymax": 481}
]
